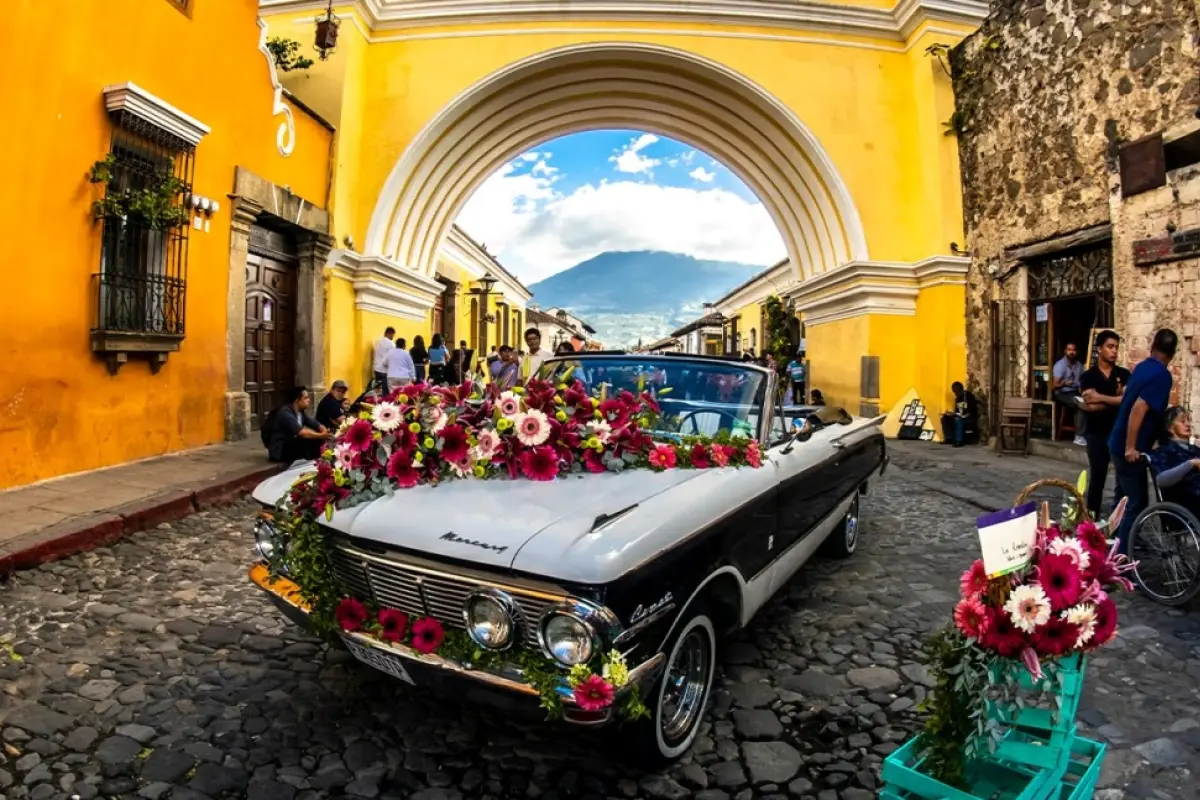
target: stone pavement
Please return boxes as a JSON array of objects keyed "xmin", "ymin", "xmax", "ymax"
[
  {"xmin": 0, "ymin": 444, "xmax": 1192, "ymax": 800},
  {"xmin": 0, "ymin": 439, "xmax": 280, "ymax": 574}
]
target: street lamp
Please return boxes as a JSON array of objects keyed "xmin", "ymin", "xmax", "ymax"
[
  {"xmin": 314, "ymin": 0, "xmax": 340, "ymax": 60},
  {"xmin": 476, "ymin": 272, "xmax": 499, "ymax": 357}
]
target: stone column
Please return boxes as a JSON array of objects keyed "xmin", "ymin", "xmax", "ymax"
[
  {"xmin": 296, "ymin": 233, "xmax": 335, "ymax": 393},
  {"xmin": 224, "ymin": 195, "xmax": 264, "ymax": 441}
]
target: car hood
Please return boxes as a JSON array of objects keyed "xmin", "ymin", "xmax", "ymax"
[{"xmin": 252, "ymin": 463, "xmax": 707, "ymax": 573}]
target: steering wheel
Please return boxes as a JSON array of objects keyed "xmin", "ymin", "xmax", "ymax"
[{"xmin": 676, "ymin": 408, "xmax": 741, "ymax": 437}]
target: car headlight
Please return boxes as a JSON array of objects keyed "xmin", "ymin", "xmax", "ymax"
[
  {"xmin": 464, "ymin": 590, "xmax": 517, "ymax": 651},
  {"xmin": 539, "ymin": 611, "xmax": 594, "ymax": 666},
  {"xmin": 253, "ymin": 514, "xmax": 285, "ymax": 565}
]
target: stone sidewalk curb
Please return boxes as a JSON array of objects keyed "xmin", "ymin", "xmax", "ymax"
[{"xmin": 0, "ymin": 464, "xmax": 282, "ymax": 576}]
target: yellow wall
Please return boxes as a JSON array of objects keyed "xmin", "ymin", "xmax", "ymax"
[
  {"xmin": 0, "ymin": 0, "xmax": 331, "ymax": 489},
  {"xmin": 261, "ymin": 11, "xmax": 972, "ymax": 262}
]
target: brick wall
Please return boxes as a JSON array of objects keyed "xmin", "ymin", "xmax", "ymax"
[{"xmin": 951, "ymin": 0, "xmax": 1200, "ymax": 428}]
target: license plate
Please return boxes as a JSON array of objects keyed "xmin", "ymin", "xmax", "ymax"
[{"xmin": 342, "ymin": 637, "xmax": 416, "ymax": 685}]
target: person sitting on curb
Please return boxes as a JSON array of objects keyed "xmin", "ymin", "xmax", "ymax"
[
  {"xmin": 263, "ymin": 386, "xmax": 332, "ymax": 464},
  {"xmin": 315, "ymin": 380, "xmax": 350, "ymax": 431},
  {"xmin": 940, "ymin": 382, "xmax": 979, "ymax": 447}
]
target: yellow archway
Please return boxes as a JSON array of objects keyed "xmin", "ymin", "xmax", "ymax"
[{"xmin": 363, "ymin": 41, "xmax": 868, "ymax": 283}]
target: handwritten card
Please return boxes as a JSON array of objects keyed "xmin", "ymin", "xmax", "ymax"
[{"xmin": 976, "ymin": 502, "xmax": 1038, "ymax": 578}]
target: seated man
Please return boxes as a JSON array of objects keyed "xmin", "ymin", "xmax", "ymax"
[
  {"xmin": 316, "ymin": 380, "xmax": 350, "ymax": 430},
  {"xmin": 1052, "ymin": 342, "xmax": 1086, "ymax": 446},
  {"xmin": 265, "ymin": 386, "xmax": 331, "ymax": 464},
  {"xmin": 940, "ymin": 381, "xmax": 979, "ymax": 447},
  {"xmin": 1148, "ymin": 406, "xmax": 1200, "ymax": 510}
]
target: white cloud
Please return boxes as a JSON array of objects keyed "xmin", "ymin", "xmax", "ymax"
[
  {"xmin": 609, "ymin": 133, "xmax": 661, "ymax": 175},
  {"xmin": 457, "ymin": 152, "xmax": 785, "ymax": 285},
  {"xmin": 689, "ymin": 167, "xmax": 716, "ymax": 183},
  {"xmin": 520, "ymin": 152, "xmax": 540, "ymax": 162}
]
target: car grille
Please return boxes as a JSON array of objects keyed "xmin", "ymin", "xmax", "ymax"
[{"xmin": 329, "ymin": 543, "xmax": 555, "ymax": 650}]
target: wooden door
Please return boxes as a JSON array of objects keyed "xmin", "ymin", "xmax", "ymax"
[{"xmin": 245, "ymin": 228, "xmax": 298, "ymax": 430}]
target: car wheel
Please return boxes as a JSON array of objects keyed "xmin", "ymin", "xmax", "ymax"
[
  {"xmin": 619, "ymin": 608, "xmax": 717, "ymax": 765},
  {"xmin": 822, "ymin": 492, "xmax": 861, "ymax": 558}
]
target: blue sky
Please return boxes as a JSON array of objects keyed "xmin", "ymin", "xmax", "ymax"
[{"xmin": 456, "ymin": 129, "xmax": 785, "ymax": 285}]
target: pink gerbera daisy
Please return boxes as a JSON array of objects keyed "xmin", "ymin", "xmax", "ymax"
[
  {"xmin": 514, "ymin": 409, "xmax": 551, "ymax": 447},
  {"xmin": 438, "ymin": 424, "xmax": 470, "ymax": 463},
  {"xmin": 710, "ymin": 444, "xmax": 731, "ymax": 467},
  {"xmin": 1031, "ymin": 617, "xmax": 1081, "ymax": 658},
  {"xmin": 1089, "ymin": 596, "xmax": 1118, "ymax": 648},
  {"xmin": 689, "ymin": 443, "xmax": 711, "ymax": 469},
  {"xmin": 582, "ymin": 449, "xmax": 607, "ymax": 474},
  {"xmin": 648, "ymin": 445, "xmax": 677, "ymax": 470},
  {"xmin": 519, "ymin": 445, "xmax": 560, "ymax": 481},
  {"xmin": 386, "ymin": 451, "xmax": 421, "ymax": 488},
  {"xmin": 1037, "ymin": 553, "xmax": 1083, "ymax": 610},
  {"xmin": 572, "ymin": 674, "xmax": 615, "ymax": 711},
  {"xmin": 982, "ymin": 605, "xmax": 1026, "ymax": 657},
  {"xmin": 745, "ymin": 442, "xmax": 763, "ymax": 468},
  {"xmin": 335, "ymin": 598, "xmax": 368, "ymax": 632},
  {"xmin": 954, "ymin": 596, "xmax": 990, "ymax": 640},
  {"xmin": 960, "ymin": 559, "xmax": 989, "ymax": 598}
]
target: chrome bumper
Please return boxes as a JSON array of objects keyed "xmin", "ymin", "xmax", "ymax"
[{"xmin": 248, "ymin": 563, "xmax": 664, "ymax": 725}]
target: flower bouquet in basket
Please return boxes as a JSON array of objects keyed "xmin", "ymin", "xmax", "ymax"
[{"xmin": 904, "ymin": 479, "xmax": 1137, "ymax": 794}]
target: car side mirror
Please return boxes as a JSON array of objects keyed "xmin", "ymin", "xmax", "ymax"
[{"xmin": 781, "ymin": 418, "xmax": 814, "ymax": 454}]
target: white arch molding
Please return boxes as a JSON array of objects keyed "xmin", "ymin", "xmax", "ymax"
[{"xmin": 364, "ymin": 42, "xmax": 869, "ymax": 283}]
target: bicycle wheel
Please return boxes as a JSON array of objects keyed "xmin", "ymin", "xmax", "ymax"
[{"xmin": 1129, "ymin": 502, "xmax": 1200, "ymax": 606}]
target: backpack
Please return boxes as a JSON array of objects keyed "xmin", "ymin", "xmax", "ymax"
[{"xmin": 260, "ymin": 406, "xmax": 278, "ymax": 448}]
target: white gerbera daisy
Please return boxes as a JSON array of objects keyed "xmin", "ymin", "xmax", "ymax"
[
  {"xmin": 474, "ymin": 428, "xmax": 501, "ymax": 459},
  {"xmin": 371, "ymin": 401, "xmax": 402, "ymax": 432},
  {"xmin": 1062, "ymin": 604, "xmax": 1097, "ymax": 646},
  {"xmin": 333, "ymin": 443, "xmax": 357, "ymax": 471},
  {"xmin": 587, "ymin": 419, "xmax": 613, "ymax": 444},
  {"xmin": 514, "ymin": 409, "xmax": 551, "ymax": 447},
  {"xmin": 1049, "ymin": 537, "xmax": 1090, "ymax": 572},
  {"xmin": 1003, "ymin": 584, "xmax": 1052, "ymax": 634},
  {"xmin": 497, "ymin": 391, "xmax": 522, "ymax": 418}
]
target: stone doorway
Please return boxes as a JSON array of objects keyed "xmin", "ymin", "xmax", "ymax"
[{"xmin": 244, "ymin": 226, "xmax": 299, "ymax": 430}]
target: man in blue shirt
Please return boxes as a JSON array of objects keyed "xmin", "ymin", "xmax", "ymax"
[{"xmin": 1109, "ymin": 328, "xmax": 1178, "ymax": 552}]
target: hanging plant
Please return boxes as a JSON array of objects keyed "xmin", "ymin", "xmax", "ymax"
[
  {"xmin": 88, "ymin": 155, "xmax": 189, "ymax": 230},
  {"xmin": 266, "ymin": 37, "xmax": 314, "ymax": 72},
  {"xmin": 762, "ymin": 295, "xmax": 794, "ymax": 366}
]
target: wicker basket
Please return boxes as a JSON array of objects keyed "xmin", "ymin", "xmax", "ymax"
[{"xmin": 1013, "ymin": 478, "xmax": 1092, "ymax": 525}]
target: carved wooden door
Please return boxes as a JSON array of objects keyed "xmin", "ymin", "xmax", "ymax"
[{"xmin": 245, "ymin": 227, "xmax": 298, "ymax": 430}]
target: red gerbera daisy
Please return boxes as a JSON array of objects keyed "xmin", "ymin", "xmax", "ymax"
[
  {"xmin": 982, "ymin": 605, "xmax": 1027, "ymax": 657},
  {"xmin": 386, "ymin": 451, "xmax": 421, "ymax": 488},
  {"xmin": 572, "ymin": 674, "xmax": 615, "ymax": 711},
  {"xmin": 438, "ymin": 424, "xmax": 470, "ymax": 463},
  {"xmin": 689, "ymin": 443, "xmax": 711, "ymax": 469},
  {"xmin": 1037, "ymin": 553, "xmax": 1083, "ymax": 610},
  {"xmin": 1089, "ymin": 596, "xmax": 1118, "ymax": 648},
  {"xmin": 520, "ymin": 445, "xmax": 560, "ymax": 481},
  {"xmin": 377, "ymin": 608, "xmax": 409, "ymax": 643},
  {"xmin": 960, "ymin": 559, "xmax": 989, "ymax": 599},
  {"xmin": 410, "ymin": 617, "xmax": 445, "ymax": 654},
  {"xmin": 343, "ymin": 420, "xmax": 376, "ymax": 452},
  {"xmin": 335, "ymin": 598, "xmax": 368, "ymax": 632},
  {"xmin": 582, "ymin": 448, "xmax": 607, "ymax": 474},
  {"xmin": 1031, "ymin": 617, "xmax": 1081, "ymax": 658},
  {"xmin": 953, "ymin": 597, "xmax": 990, "ymax": 640}
]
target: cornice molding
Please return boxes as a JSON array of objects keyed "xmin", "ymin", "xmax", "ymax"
[
  {"xmin": 102, "ymin": 83, "xmax": 210, "ymax": 148},
  {"xmin": 331, "ymin": 250, "xmax": 445, "ymax": 320},
  {"xmin": 441, "ymin": 226, "xmax": 532, "ymax": 304},
  {"xmin": 785, "ymin": 255, "xmax": 968, "ymax": 325},
  {"xmin": 258, "ymin": 0, "xmax": 987, "ymax": 41},
  {"xmin": 713, "ymin": 261, "xmax": 796, "ymax": 315}
]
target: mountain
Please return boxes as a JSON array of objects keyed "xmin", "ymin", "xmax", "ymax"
[{"xmin": 526, "ymin": 251, "xmax": 764, "ymax": 348}]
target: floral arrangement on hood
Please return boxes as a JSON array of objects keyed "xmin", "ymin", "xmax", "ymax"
[
  {"xmin": 918, "ymin": 499, "xmax": 1136, "ymax": 788},
  {"xmin": 290, "ymin": 375, "xmax": 763, "ymax": 519}
]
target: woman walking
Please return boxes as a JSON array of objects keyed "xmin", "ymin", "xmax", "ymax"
[
  {"xmin": 410, "ymin": 335, "xmax": 429, "ymax": 384},
  {"xmin": 428, "ymin": 334, "xmax": 449, "ymax": 385}
]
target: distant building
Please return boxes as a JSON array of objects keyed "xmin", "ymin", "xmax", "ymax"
[
  {"xmin": 671, "ymin": 305, "xmax": 725, "ymax": 355},
  {"xmin": 644, "ymin": 336, "xmax": 682, "ymax": 354},
  {"xmin": 526, "ymin": 306, "xmax": 599, "ymax": 350}
]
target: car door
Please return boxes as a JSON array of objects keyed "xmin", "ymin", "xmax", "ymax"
[{"xmin": 768, "ymin": 416, "xmax": 839, "ymax": 559}]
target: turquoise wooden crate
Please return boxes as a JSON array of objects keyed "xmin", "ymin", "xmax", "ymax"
[
  {"xmin": 986, "ymin": 654, "xmax": 1085, "ymax": 773},
  {"xmin": 881, "ymin": 732, "xmax": 1106, "ymax": 800}
]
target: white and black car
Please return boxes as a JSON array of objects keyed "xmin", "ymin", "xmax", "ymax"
[{"xmin": 249, "ymin": 353, "xmax": 887, "ymax": 762}]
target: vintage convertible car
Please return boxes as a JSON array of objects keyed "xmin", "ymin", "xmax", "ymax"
[{"xmin": 248, "ymin": 353, "xmax": 887, "ymax": 762}]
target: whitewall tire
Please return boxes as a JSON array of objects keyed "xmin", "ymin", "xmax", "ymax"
[{"xmin": 823, "ymin": 492, "xmax": 861, "ymax": 559}]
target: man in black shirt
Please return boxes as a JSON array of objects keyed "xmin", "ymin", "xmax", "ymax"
[
  {"xmin": 266, "ymin": 386, "xmax": 331, "ymax": 463},
  {"xmin": 316, "ymin": 380, "xmax": 350, "ymax": 430},
  {"xmin": 940, "ymin": 382, "xmax": 979, "ymax": 447},
  {"xmin": 1078, "ymin": 330, "xmax": 1130, "ymax": 518}
]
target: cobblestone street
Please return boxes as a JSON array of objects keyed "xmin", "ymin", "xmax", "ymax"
[{"xmin": 0, "ymin": 443, "xmax": 1194, "ymax": 800}]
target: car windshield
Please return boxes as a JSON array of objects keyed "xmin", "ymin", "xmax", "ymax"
[{"xmin": 537, "ymin": 356, "xmax": 768, "ymax": 440}]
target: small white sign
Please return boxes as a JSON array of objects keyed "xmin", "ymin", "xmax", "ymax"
[
  {"xmin": 1035, "ymin": 303, "xmax": 1049, "ymax": 323},
  {"xmin": 263, "ymin": 301, "xmax": 273, "ymax": 322},
  {"xmin": 976, "ymin": 502, "xmax": 1038, "ymax": 578}
]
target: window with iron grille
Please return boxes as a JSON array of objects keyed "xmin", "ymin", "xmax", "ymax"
[{"xmin": 92, "ymin": 111, "xmax": 195, "ymax": 338}]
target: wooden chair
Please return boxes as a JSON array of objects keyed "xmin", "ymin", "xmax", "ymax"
[{"xmin": 998, "ymin": 397, "xmax": 1033, "ymax": 456}]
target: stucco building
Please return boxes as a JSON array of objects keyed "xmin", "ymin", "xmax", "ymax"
[{"xmin": 953, "ymin": 0, "xmax": 1200, "ymax": 440}]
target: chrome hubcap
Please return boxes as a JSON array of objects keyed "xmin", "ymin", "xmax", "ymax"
[
  {"xmin": 660, "ymin": 628, "xmax": 711, "ymax": 742},
  {"xmin": 844, "ymin": 498, "xmax": 859, "ymax": 550}
]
